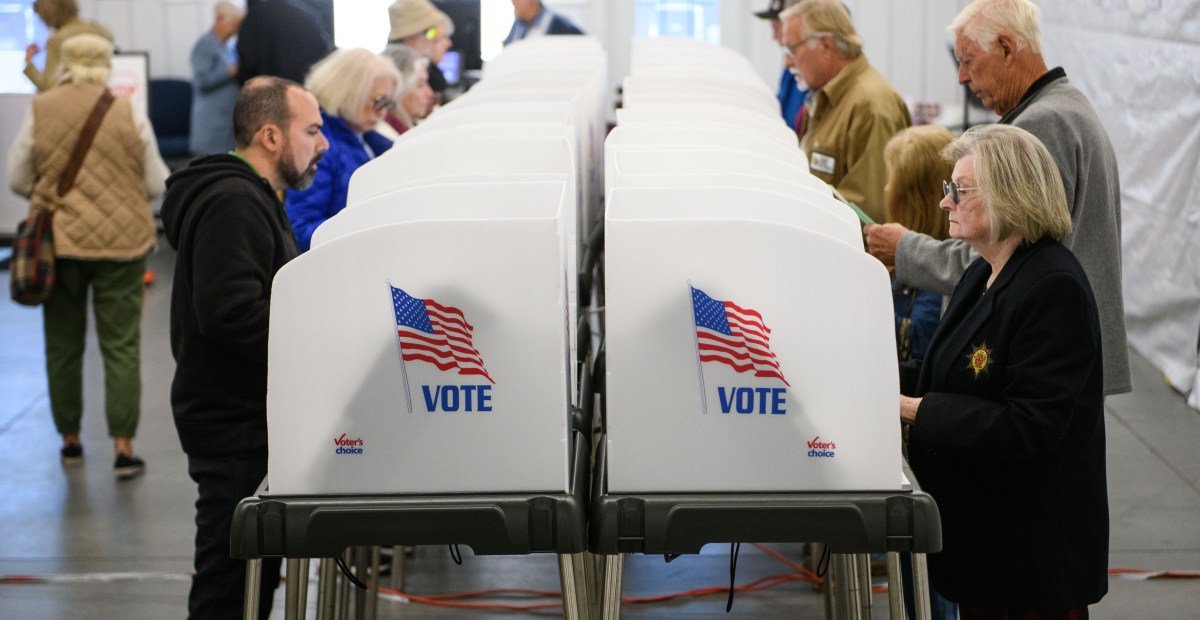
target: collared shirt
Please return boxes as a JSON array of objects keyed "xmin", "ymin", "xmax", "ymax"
[
  {"xmin": 799, "ymin": 54, "xmax": 912, "ymax": 223},
  {"xmin": 999, "ymin": 66, "xmax": 1067, "ymax": 124},
  {"xmin": 504, "ymin": 8, "xmax": 550, "ymax": 45}
]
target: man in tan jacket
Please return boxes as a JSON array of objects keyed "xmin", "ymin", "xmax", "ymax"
[
  {"xmin": 7, "ymin": 33, "xmax": 168, "ymax": 477},
  {"xmin": 781, "ymin": 0, "xmax": 911, "ymax": 223}
]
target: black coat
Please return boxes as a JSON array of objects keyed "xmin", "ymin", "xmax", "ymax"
[
  {"xmin": 161, "ymin": 154, "xmax": 299, "ymax": 456},
  {"xmin": 905, "ymin": 237, "xmax": 1108, "ymax": 609},
  {"xmin": 236, "ymin": 0, "xmax": 332, "ymax": 85}
]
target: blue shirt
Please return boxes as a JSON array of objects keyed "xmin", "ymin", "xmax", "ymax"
[{"xmin": 777, "ymin": 69, "xmax": 807, "ymax": 129}]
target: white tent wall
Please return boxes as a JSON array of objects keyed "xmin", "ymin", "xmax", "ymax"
[
  {"xmin": 1039, "ymin": 2, "xmax": 1200, "ymax": 410},
  {"xmin": 0, "ymin": 0, "xmax": 227, "ymax": 235},
  {"xmin": 7, "ymin": 1, "xmax": 1197, "ymax": 411}
]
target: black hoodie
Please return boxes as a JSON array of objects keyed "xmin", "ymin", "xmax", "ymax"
[{"xmin": 161, "ymin": 153, "xmax": 298, "ymax": 457}]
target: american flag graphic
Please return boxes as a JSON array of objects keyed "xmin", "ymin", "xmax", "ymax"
[
  {"xmin": 691, "ymin": 286, "xmax": 789, "ymax": 386},
  {"xmin": 390, "ymin": 285, "xmax": 494, "ymax": 384}
]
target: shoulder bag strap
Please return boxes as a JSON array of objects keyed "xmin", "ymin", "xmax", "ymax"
[{"xmin": 57, "ymin": 89, "xmax": 116, "ymax": 198}]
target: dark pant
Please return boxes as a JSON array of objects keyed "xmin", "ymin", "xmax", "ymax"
[{"xmin": 186, "ymin": 452, "xmax": 280, "ymax": 620}]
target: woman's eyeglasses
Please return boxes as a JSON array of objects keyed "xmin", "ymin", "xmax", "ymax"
[
  {"xmin": 372, "ymin": 95, "xmax": 397, "ymax": 113},
  {"xmin": 943, "ymin": 180, "xmax": 980, "ymax": 205}
]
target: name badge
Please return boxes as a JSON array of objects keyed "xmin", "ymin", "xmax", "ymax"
[{"xmin": 811, "ymin": 152, "xmax": 836, "ymax": 175}]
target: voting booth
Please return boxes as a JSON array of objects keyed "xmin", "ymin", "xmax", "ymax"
[
  {"xmin": 229, "ymin": 35, "xmax": 938, "ymax": 620},
  {"xmin": 267, "ymin": 210, "xmax": 571, "ymax": 495},
  {"xmin": 604, "ymin": 194, "xmax": 901, "ymax": 492},
  {"xmin": 581, "ymin": 37, "xmax": 940, "ymax": 620},
  {"xmin": 232, "ymin": 39, "xmax": 609, "ymax": 620}
]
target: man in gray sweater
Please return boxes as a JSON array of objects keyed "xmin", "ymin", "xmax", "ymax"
[{"xmin": 866, "ymin": 0, "xmax": 1130, "ymax": 394}]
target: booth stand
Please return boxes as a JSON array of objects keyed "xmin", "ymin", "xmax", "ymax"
[
  {"xmin": 588, "ymin": 446, "xmax": 942, "ymax": 619},
  {"xmin": 230, "ymin": 423, "xmax": 592, "ymax": 619}
]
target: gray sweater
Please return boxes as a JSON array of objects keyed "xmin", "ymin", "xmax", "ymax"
[{"xmin": 895, "ymin": 75, "xmax": 1131, "ymax": 395}]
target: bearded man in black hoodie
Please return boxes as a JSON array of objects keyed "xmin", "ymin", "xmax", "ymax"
[{"xmin": 161, "ymin": 76, "xmax": 327, "ymax": 620}]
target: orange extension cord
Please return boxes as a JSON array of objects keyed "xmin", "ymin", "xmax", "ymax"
[{"xmin": 1, "ymin": 548, "xmax": 1197, "ymax": 613}]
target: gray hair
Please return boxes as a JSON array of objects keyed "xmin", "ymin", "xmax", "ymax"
[
  {"xmin": 215, "ymin": 1, "xmax": 243, "ymax": 19},
  {"xmin": 942, "ymin": 124, "xmax": 1071, "ymax": 243},
  {"xmin": 779, "ymin": 0, "xmax": 862, "ymax": 59},
  {"xmin": 382, "ymin": 43, "xmax": 431, "ymax": 96},
  {"xmin": 949, "ymin": 0, "xmax": 1043, "ymax": 55},
  {"xmin": 305, "ymin": 48, "xmax": 401, "ymax": 121}
]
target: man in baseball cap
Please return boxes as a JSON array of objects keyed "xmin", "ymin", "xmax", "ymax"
[{"xmin": 755, "ymin": 0, "xmax": 807, "ymax": 129}]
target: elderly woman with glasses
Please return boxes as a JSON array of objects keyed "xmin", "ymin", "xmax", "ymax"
[
  {"xmin": 900, "ymin": 124, "xmax": 1109, "ymax": 618},
  {"xmin": 378, "ymin": 43, "xmax": 435, "ymax": 139},
  {"xmin": 285, "ymin": 48, "xmax": 400, "ymax": 252}
]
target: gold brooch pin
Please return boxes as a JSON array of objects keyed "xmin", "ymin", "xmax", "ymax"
[{"xmin": 966, "ymin": 342, "xmax": 993, "ymax": 378}]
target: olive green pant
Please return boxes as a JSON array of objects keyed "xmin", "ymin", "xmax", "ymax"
[{"xmin": 43, "ymin": 257, "xmax": 145, "ymax": 438}]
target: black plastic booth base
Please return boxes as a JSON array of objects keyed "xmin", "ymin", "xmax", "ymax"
[
  {"xmin": 231, "ymin": 429, "xmax": 590, "ymax": 559},
  {"xmin": 588, "ymin": 439, "xmax": 941, "ymax": 556}
]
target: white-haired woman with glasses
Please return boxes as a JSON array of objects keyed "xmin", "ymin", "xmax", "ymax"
[
  {"xmin": 378, "ymin": 43, "xmax": 435, "ymax": 140},
  {"xmin": 900, "ymin": 124, "xmax": 1108, "ymax": 618},
  {"xmin": 284, "ymin": 48, "xmax": 400, "ymax": 252}
]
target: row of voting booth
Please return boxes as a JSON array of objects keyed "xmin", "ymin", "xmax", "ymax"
[{"xmin": 231, "ymin": 36, "xmax": 941, "ymax": 620}]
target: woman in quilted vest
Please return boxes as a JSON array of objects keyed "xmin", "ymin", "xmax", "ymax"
[
  {"xmin": 6, "ymin": 33, "xmax": 169, "ymax": 478},
  {"xmin": 285, "ymin": 48, "xmax": 399, "ymax": 252}
]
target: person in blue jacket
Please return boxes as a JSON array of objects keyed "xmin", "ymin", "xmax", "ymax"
[
  {"xmin": 503, "ymin": 0, "xmax": 583, "ymax": 45},
  {"xmin": 754, "ymin": 0, "xmax": 808, "ymax": 129},
  {"xmin": 285, "ymin": 48, "xmax": 400, "ymax": 252}
]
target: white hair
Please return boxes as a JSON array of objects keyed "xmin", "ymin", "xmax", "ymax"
[
  {"xmin": 305, "ymin": 48, "xmax": 401, "ymax": 120},
  {"xmin": 382, "ymin": 43, "xmax": 430, "ymax": 96},
  {"xmin": 949, "ymin": 0, "xmax": 1043, "ymax": 54},
  {"xmin": 214, "ymin": 1, "xmax": 243, "ymax": 19}
]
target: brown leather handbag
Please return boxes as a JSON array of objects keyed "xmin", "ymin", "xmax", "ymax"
[{"xmin": 10, "ymin": 90, "xmax": 115, "ymax": 306}]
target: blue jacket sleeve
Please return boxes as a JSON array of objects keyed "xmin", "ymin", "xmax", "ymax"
[{"xmin": 284, "ymin": 153, "xmax": 339, "ymax": 252}]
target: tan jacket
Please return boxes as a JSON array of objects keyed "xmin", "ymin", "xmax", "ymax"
[
  {"xmin": 25, "ymin": 83, "xmax": 157, "ymax": 260},
  {"xmin": 799, "ymin": 55, "xmax": 911, "ymax": 224},
  {"xmin": 24, "ymin": 18, "xmax": 114, "ymax": 92}
]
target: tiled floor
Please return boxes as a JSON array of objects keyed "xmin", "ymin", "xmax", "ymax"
[{"xmin": 1, "ymin": 244, "xmax": 1198, "ymax": 618}]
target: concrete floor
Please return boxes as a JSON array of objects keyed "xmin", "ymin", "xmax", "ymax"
[{"xmin": 2, "ymin": 243, "xmax": 1199, "ymax": 619}]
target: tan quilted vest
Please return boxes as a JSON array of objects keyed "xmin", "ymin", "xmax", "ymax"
[{"xmin": 31, "ymin": 82, "xmax": 153, "ymax": 260}]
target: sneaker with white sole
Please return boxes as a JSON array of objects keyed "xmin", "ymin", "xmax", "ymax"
[
  {"xmin": 61, "ymin": 444, "xmax": 83, "ymax": 465},
  {"xmin": 114, "ymin": 453, "xmax": 145, "ymax": 479}
]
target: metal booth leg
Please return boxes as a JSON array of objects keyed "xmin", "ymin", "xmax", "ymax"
[
  {"xmin": 353, "ymin": 547, "xmax": 369, "ymax": 620},
  {"xmin": 365, "ymin": 547, "xmax": 381, "ymax": 620},
  {"xmin": 243, "ymin": 558, "xmax": 262, "ymax": 620},
  {"xmin": 582, "ymin": 551, "xmax": 601, "ymax": 618},
  {"xmin": 285, "ymin": 558, "xmax": 310, "ymax": 620},
  {"xmin": 829, "ymin": 553, "xmax": 862, "ymax": 620},
  {"xmin": 601, "ymin": 553, "xmax": 624, "ymax": 620},
  {"xmin": 389, "ymin": 545, "xmax": 405, "ymax": 592},
  {"xmin": 556, "ymin": 552, "xmax": 590, "ymax": 620},
  {"xmin": 317, "ymin": 557, "xmax": 338, "ymax": 620},
  {"xmin": 337, "ymin": 548, "xmax": 353, "ymax": 620},
  {"xmin": 886, "ymin": 552, "xmax": 904, "ymax": 619},
  {"xmin": 911, "ymin": 552, "xmax": 932, "ymax": 620},
  {"xmin": 855, "ymin": 554, "xmax": 873, "ymax": 619}
]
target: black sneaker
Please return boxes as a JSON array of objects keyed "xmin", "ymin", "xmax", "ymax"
[
  {"xmin": 114, "ymin": 453, "xmax": 146, "ymax": 479},
  {"xmin": 61, "ymin": 444, "xmax": 83, "ymax": 465}
]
